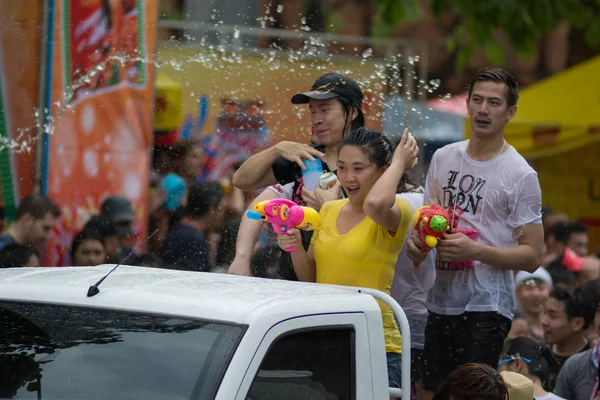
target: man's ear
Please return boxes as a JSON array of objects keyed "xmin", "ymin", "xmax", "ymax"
[
  {"xmin": 570, "ymin": 316, "xmax": 585, "ymax": 332},
  {"xmin": 350, "ymin": 106, "xmax": 358, "ymax": 122},
  {"xmin": 506, "ymin": 105, "xmax": 517, "ymax": 122}
]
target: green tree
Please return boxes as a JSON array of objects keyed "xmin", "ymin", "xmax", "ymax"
[{"xmin": 374, "ymin": 0, "xmax": 600, "ymax": 69}]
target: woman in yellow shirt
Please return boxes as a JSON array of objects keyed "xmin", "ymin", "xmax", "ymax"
[{"xmin": 277, "ymin": 127, "xmax": 418, "ymax": 392}]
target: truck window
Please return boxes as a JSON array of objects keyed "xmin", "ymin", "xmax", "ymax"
[
  {"xmin": 0, "ymin": 301, "xmax": 245, "ymax": 400},
  {"xmin": 246, "ymin": 327, "xmax": 355, "ymax": 400}
]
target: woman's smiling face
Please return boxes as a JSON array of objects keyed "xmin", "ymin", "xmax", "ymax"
[{"xmin": 336, "ymin": 145, "xmax": 384, "ymax": 204}]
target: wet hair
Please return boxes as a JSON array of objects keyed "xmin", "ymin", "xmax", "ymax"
[
  {"xmin": 433, "ymin": 363, "xmax": 507, "ymax": 400},
  {"xmin": 186, "ymin": 181, "xmax": 224, "ymax": 219},
  {"xmin": 546, "ymin": 259, "xmax": 578, "ymax": 287},
  {"xmin": 71, "ymin": 228, "xmax": 105, "ymax": 259},
  {"xmin": 252, "ymin": 246, "xmax": 282, "ymax": 278},
  {"xmin": 553, "ymin": 221, "xmax": 587, "ymax": 244},
  {"xmin": 502, "ymin": 336, "xmax": 557, "ymax": 384},
  {"xmin": 0, "ymin": 244, "xmax": 39, "ymax": 268},
  {"xmin": 339, "ymin": 127, "xmax": 393, "ymax": 168},
  {"xmin": 337, "ymin": 96, "xmax": 364, "ymax": 137},
  {"xmin": 15, "ymin": 194, "xmax": 61, "ymax": 221},
  {"xmin": 549, "ymin": 286, "xmax": 596, "ymax": 330},
  {"xmin": 467, "ymin": 67, "xmax": 519, "ymax": 108}
]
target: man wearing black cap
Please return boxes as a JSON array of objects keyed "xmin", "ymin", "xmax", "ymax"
[
  {"xmin": 84, "ymin": 215, "xmax": 122, "ymax": 263},
  {"xmin": 99, "ymin": 195, "xmax": 135, "ymax": 261},
  {"xmin": 229, "ymin": 72, "xmax": 365, "ymax": 279}
]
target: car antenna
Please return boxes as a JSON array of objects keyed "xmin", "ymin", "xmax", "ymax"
[{"xmin": 87, "ymin": 229, "xmax": 159, "ymax": 298}]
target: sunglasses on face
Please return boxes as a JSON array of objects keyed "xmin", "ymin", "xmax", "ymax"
[{"xmin": 498, "ymin": 353, "xmax": 532, "ymax": 366}]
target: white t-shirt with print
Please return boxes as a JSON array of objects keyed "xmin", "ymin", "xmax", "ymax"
[
  {"xmin": 267, "ymin": 182, "xmax": 294, "ymax": 200},
  {"xmin": 424, "ymin": 140, "xmax": 542, "ymax": 320}
]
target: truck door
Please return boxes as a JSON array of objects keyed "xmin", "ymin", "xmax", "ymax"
[{"xmin": 234, "ymin": 313, "xmax": 372, "ymax": 400}]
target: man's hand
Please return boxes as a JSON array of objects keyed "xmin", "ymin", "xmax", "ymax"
[
  {"xmin": 438, "ymin": 232, "xmax": 481, "ymax": 262},
  {"xmin": 302, "ymin": 181, "xmax": 342, "ymax": 210},
  {"xmin": 274, "ymin": 141, "xmax": 324, "ymax": 169},
  {"xmin": 406, "ymin": 229, "xmax": 428, "ymax": 263},
  {"xmin": 228, "ymin": 257, "xmax": 252, "ymax": 276}
]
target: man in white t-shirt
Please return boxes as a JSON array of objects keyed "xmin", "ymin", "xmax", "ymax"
[{"xmin": 407, "ymin": 67, "xmax": 544, "ymax": 397}]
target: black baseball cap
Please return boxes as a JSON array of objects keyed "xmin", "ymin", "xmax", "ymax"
[{"xmin": 291, "ymin": 73, "xmax": 364, "ymax": 125}]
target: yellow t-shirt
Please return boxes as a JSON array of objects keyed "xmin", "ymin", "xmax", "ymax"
[{"xmin": 311, "ymin": 198, "xmax": 413, "ymax": 354}]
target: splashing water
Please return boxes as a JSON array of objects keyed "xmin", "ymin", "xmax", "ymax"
[{"xmin": 4, "ymin": 8, "xmax": 444, "ymax": 156}]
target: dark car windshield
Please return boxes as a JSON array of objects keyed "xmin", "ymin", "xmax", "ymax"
[{"xmin": 0, "ymin": 301, "xmax": 245, "ymax": 400}]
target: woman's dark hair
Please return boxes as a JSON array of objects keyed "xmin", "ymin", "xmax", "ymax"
[
  {"xmin": 337, "ymin": 96, "xmax": 364, "ymax": 137},
  {"xmin": 502, "ymin": 336, "xmax": 556, "ymax": 384},
  {"xmin": 339, "ymin": 127, "xmax": 393, "ymax": 168},
  {"xmin": 71, "ymin": 228, "xmax": 105, "ymax": 259},
  {"xmin": 433, "ymin": 363, "xmax": 507, "ymax": 400},
  {"xmin": 0, "ymin": 244, "xmax": 39, "ymax": 268}
]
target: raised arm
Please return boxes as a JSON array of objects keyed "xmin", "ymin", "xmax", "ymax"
[
  {"xmin": 364, "ymin": 129, "xmax": 418, "ymax": 233},
  {"xmin": 232, "ymin": 142, "xmax": 325, "ymax": 190}
]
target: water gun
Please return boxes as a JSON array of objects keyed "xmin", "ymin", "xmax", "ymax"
[
  {"xmin": 247, "ymin": 198, "xmax": 320, "ymax": 252},
  {"xmin": 413, "ymin": 204, "xmax": 451, "ymax": 267}
]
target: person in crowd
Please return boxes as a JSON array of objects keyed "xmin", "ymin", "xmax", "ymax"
[
  {"xmin": 213, "ymin": 217, "xmax": 241, "ymax": 273},
  {"xmin": 229, "ymin": 72, "xmax": 362, "ymax": 278},
  {"xmin": 554, "ymin": 281, "xmax": 600, "ymax": 400},
  {"xmin": 0, "ymin": 194, "xmax": 61, "ymax": 251},
  {"xmin": 71, "ymin": 228, "xmax": 107, "ymax": 267},
  {"xmin": 432, "ymin": 363, "xmax": 508, "ymax": 400},
  {"xmin": 277, "ymin": 127, "xmax": 419, "ymax": 394},
  {"xmin": 169, "ymin": 139, "xmax": 205, "ymax": 185},
  {"xmin": 550, "ymin": 221, "xmax": 600, "ymax": 284},
  {"xmin": 0, "ymin": 244, "xmax": 40, "ymax": 268},
  {"xmin": 160, "ymin": 181, "xmax": 224, "ymax": 272},
  {"xmin": 542, "ymin": 286, "xmax": 596, "ymax": 389},
  {"xmin": 508, "ymin": 267, "xmax": 553, "ymax": 342},
  {"xmin": 545, "ymin": 259, "xmax": 578, "ymax": 289},
  {"xmin": 406, "ymin": 67, "xmax": 544, "ymax": 397},
  {"xmin": 583, "ymin": 278, "xmax": 600, "ymax": 346},
  {"xmin": 84, "ymin": 215, "xmax": 121, "ymax": 263},
  {"xmin": 499, "ymin": 336, "xmax": 565, "ymax": 399},
  {"xmin": 99, "ymin": 195, "xmax": 135, "ymax": 259}
]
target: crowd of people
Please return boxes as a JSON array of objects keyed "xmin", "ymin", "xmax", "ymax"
[{"xmin": 1, "ymin": 68, "xmax": 599, "ymax": 399}]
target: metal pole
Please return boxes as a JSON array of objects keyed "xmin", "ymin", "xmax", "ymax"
[{"xmin": 34, "ymin": 0, "xmax": 53, "ymax": 195}]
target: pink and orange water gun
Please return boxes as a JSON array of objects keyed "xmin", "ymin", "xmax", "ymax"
[
  {"xmin": 247, "ymin": 198, "xmax": 320, "ymax": 252},
  {"xmin": 413, "ymin": 204, "xmax": 451, "ymax": 267}
]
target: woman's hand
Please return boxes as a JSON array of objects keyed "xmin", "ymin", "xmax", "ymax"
[
  {"xmin": 274, "ymin": 141, "xmax": 324, "ymax": 170},
  {"xmin": 276, "ymin": 228, "xmax": 303, "ymax": 252},
  {"xmin": 392, "ymin": 128, "xmax": 419, "ymax": 171}
]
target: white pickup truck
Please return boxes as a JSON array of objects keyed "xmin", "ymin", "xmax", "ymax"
[{"xmin": 0, "ymin": 265, "xmax": 411, "ymax": 400}]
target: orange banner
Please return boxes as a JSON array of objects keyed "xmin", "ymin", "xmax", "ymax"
[
  {"xmin": 44, "ymin": 0, "xmax": 158, "ymax": 265},
  {"xmin": 0, "ymin": 3, "xmax": 43, "ymax": 225}
]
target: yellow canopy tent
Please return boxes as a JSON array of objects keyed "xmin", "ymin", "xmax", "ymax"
[
  {"xmin": 467, "ymin": 56, "xmax": 600, "ymax": 252},
  {"xmin": 504, "ymin": 55, "xmax": 600, "ymax": 159}
]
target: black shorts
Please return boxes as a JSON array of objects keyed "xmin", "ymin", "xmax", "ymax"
[{"xmin": 421, "ymin": 311, "xmax": 511, "ymax": 391}]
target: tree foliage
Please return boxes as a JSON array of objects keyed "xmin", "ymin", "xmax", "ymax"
[{"xmin": 373, "ymin": 0, "xmax": 600, "ymax": 70}]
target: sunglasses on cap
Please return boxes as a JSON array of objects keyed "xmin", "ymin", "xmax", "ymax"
[{"xmin": 498, "ymin": 353, "xmax": 531, "ymax": 366}]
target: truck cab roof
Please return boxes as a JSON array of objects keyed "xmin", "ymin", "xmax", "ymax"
[{"xmin": 0, "ymin": 265, "xmax": 381, "ymax": 324}]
